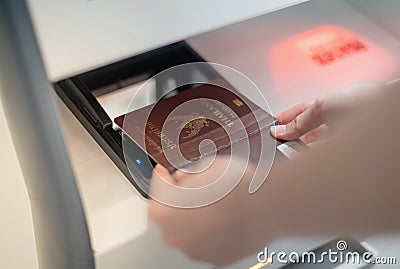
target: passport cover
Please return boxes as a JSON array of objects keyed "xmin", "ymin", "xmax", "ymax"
[{"xmin": 115, "ymin": 79, "xmax": 293, "ymax": 172}]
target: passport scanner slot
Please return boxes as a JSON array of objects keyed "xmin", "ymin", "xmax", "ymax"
[{"xmin": 54, "ymin": 42, "xmax": 220, "ymax": 197}]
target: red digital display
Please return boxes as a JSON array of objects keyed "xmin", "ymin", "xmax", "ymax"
[
  {"xmin": 296, "ymin": 26, "xmax": 368, "ymax": 67},
  {"xmin": 268, "ymin": 25, "xmax": 399, "ymax": 100},
  {"xmin": 311, "ymin": 38, "xmax": 367, "ymax": 66}
]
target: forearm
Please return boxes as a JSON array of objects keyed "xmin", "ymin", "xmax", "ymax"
[
  {"xmin": 255, "ymin": 88, "xmax": 400, "ymax": 242},
  {"xmin": 207, "ymin": 82, "xmax": 400, "ymax": 265}
]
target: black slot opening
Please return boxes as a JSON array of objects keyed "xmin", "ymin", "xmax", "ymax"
[{"xmin": 54, "ymin": 41, "xmax": 218, "ymax": 197}]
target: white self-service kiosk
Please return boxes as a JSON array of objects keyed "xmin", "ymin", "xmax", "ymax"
[{"xmin": 1, "ymin": 0, "xmax": 399, "ymax": 268}]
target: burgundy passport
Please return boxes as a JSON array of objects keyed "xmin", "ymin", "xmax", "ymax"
[{"xmin": 115, "ymin": 80, "xmax": 301, "ymax": 172}]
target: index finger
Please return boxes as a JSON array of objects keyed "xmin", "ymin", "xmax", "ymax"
[
  {"xmin": 272, "ymin": 98, "xmax": 326, "ymax": 140},
  {"xmin": 275, "ymin": 99, "xmax": 315, "ymax": 124}
]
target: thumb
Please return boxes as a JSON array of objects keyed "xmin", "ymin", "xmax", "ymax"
[
  {"xmin": 153, "ymin": 164, "xmax": 177, "ymax": 185},
  {"xmin": 149, "ymin": 164, "xmax": 178, "ymax": 199}
]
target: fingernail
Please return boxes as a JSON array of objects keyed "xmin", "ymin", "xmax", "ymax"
[
  {"xmin": 270, "ymin": 125, "xmax": 286, "ymax": 137},
  {"xmin": 154, "ymin": 164, "xmax": 166, "ymax": 173}
]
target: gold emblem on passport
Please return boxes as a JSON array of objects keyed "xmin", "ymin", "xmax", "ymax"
[
  {"xmin": 168, "ymin": 113, "xmax": 210, "ymax": 139},
  {"xmin": 233, "ymin": 98, "xmax": 244, "ymax": 107}
]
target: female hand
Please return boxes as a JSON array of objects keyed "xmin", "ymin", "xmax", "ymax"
[{"xmin": 270, "ymin": 81, "xmax": 385, "ymax": 144}]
